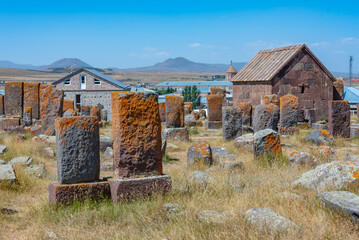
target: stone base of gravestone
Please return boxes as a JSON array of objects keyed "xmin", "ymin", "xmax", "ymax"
[
  {"xmin": 0, "ymin": 118, "xmax": 20, "ymax": 131},
  {"xmin": 163, "ymin": 128, "xmax": 189, "ymax": 141},
  {"xmin": 48, "ymin": 181, "xmax": 111, "ymax": 205},
  {"xmin": 279, "ymin": 127, "xmax": 299, "ymax": 135},
  {"xmin": 205, "ymin": 121, "xmax": 222, "ymax": 129},
  {"xmin": 109, "ymin": 175, "xmax": 172, "ymax": 203}
]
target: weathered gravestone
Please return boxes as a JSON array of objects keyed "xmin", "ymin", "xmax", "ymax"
[
  {"xmin": 90, "ymin": 106, "xmax": 101, "ymax": 123},
  {"xmin": 48, "ymin": 116, "xmax": 110, "ymax": 204},
  {"xmin": 24, "ymin": 82, "xmax": 40, "ymax": 119},
  {"xmin": 237, "ymin": 102, "xmax": 252, "ymax": 126},
  {"xmin": 0, "ymin": 95, "xmax": 4, "ymax": 115},
  {"xmin": 206, "ymin": 94, "xmax": 222, "ymax": 129},
  {"xmin": 253, "ymin": 104, "xmax": 280, "ymax": 132},
  {"xmin": 279, "ymin": 94, "xmax": 299, "ymax": 134},
  {"xmin": 328, "ymin": 100, "xmax": 350, "ymax": 138},
  {"xmin": 253, "ymin": 129, "xmax": 282, "ymax": 157},
  {"xmin": 262, "ymin": 94, "xmax": 279, "ymax": 106},
  {"xmin": 63, "ymin": 99, "xmax": 74, "ymax": 112},
  {"xmin": 159, "ymin": 102, "xmax": 166, "ymax": 122},
  {"xmin": 23, "ymin": 107, "xmax": 32, "ymax": 127},
  {"xmin": 164, "ymin": 95, "xmax": 188, "ymax": 140},
  {"xmin": 5, "ymin": 82, "xmax": 23, "ymax": 116},
  {"xmin": 40, "ymin": 87, "xmax": 63, "ymax": 135},
  {"xmin": 110, "ymin": 91, "xmax": 172, "ymax": 202},
  {"xmin": 210, "ymin": 87, "xmax": 227, "ymax": 106},
  {"xmin": 222, "ymin": 106, "xmax": 242, "ymax": 141},
  {"xmin": 184, "ymin": 102, "xmax": 193, "ymax": 115}
]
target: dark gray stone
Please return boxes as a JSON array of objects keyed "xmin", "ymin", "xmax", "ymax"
[
  {"xmin": 317, "ymin": 191, "xmax": 359, "ymax": 223},
  {"xmin": 185, "ymin": 114, "xmax": 199, "ymax": 126},
  {"xmin": 280, "ymin": 108, "xmax": 298, "ymax": 129},
  {"xmin": 304, "ymin": 130, "xmax": 335, "ymax": 145},
  {"xmin": 253, "ymin": 129, "xmax": 281, "ymax": 157},
  {"xmin": 55, "ymin": 116, "xmax": 100, "ymax": 184},
  {"xmin": 253, "ymin": 104, "xmax": 279, "ymax": 132},
  {"xmin": 222, "ymin": 106, "xmax": 242, "ymax": 141},
  {"xmin": 101, "ymin": 109, "xmax": 107, "ymax": 121},
  {"xmin": 100, "ymin": 135, "xmax": 113, "ymax": 151}
]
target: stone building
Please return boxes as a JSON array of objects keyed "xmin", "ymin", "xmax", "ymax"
[
  {"xmin": 231, "ymin": 44, "xmax": 341, "ymax": 121},
  {"xmin": 53, "ymin": 68, "xmax": 130, "ymax": 119},
  {"xmin": 225, "ymin": 62, "xmax": 237, "ymax": 81}
]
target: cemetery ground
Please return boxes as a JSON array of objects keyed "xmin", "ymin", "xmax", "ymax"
[{"xmin": 1, "ymin": 121, "xmax": 359, "ymax": 239}]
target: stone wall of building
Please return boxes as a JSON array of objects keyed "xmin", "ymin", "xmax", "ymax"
[{"xmin": 232, "ymin": 82, "xmax": 272, "ymax": 106}]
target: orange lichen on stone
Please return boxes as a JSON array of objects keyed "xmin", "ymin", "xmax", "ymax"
[
  {"xmin": 280, "ymin": 94, "xmax": 299, "ymax": 110},
  {"xmin": 207, "ymin": 94, "xmax": 222, "ymax": 121},
  {"xmin": 237, "ymin": 102, "xmax": 252, "ymax": 116},
  {"xmin": 40, "ymin": 87, "xmax": 64, "ymax": 135},
  {"xmin": 192, "ymin": 111, "xmax": 200, "ymax": 120},
  {"xmin": 0, "ymin": 95, "xmax": 4, "ymax": 115},
  {"xmin": 55, "ymin": 116, "xmax": 99, "ymax": 142},
  {"xmin": 165, "ymin": 95, "xmax": 184, "ymax": 128},
  {"xmin": 190, "ymin": 140, "xmax": 211, "ymax": 156},
  {"xmin": 159, "ymin": 102, "xmax": 166, "ymax": 122},
  {"xmin": 111, "ymin": 91, "xmax": 162, "ymax": 178},
  {"xmin": 199, "ymin": 109, "xmax": 206, "ymax": 118},
  {"xmin": 185, "ymin": 102, "xmax": 193, "ymax": 112},
  {"xmin": 262, "ymin": 94, "xmax": 279, "ymax": 106},
  {"xmin": 23, "ymin": 82, "xmax": 40, "ymax": 119},
  {"xmin": 0, "ymin": 117, "xmax": 20, "ymax": 130},
  {"xmin": 318, "ymin": 146, "xmax": 336, "ymax": 159},
  {"xmin": 289, "ymin": 150, "xmax": 300, "ymax": 158},
  {"xmin": 5, "ymin": 82, "xmax": 23, "ymax": 116},
  {"xmin": 265, "ymin": 104, "xmax": 278, "ymax": 115},
  {"xmin": 334, "ymin": 79, "xmax": 344, "ymax": 98},
  {"xmin": 264, "ymin": 132, "xmax": 282, "ymax": 156},
  {"xmin": 63, "ymin": 99, "xmax": 74, "ymax": 112},
  {"xmin": 90, "ymin": 106, "xmax": 101, "ymax": 123},
  {"xmin": 320, "ymin": 129, "xmax": 334, "ymax": 140}
]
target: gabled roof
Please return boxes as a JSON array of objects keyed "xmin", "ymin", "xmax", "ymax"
[
  {"xmin": 226, "ymin": 64, "xmax": 237, "ymax": 73},
  {"xmin": 53, "ymin": 68, "xmax": 131, "ymax": 90},
  {"xmin": 231, "ymin": 44, "xmax": 336, "ymax": 82},
  {"xmin": 155, "ymin": 81, "xmax": 232, "ymax": 87},
  {"xmin": 344, "ymin": 87, "xmax": 359, "ymax": 104}
]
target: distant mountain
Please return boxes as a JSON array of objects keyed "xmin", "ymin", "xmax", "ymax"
[
  {"xmin": 115, "ymin": 57, "xmax": 247, "ymax": 73},
  {"xmin": 0, "ymin": 60, "xmax": 37, "ymax": 70}
]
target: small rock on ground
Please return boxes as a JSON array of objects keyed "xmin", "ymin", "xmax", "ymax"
[
  {"xmin": 43, "ymin": 147, "xmax": 54, "ymax": 157},
  {"xmin": 25, "ymin": 164, "xmax": 46, "ymax": 178},
  {"xmin": 162, "ymin": 203, "xmax": 185, "ymax": 217},
  {"xmin": 197, "ymin": 210, "xmax": 230, "ymax": 224},
  {"xmin": 187, "ymin": 171, "xmax": 214, "ymax": 188},
  {"xmin": 0, "ymin": 145, "xmax": 7, "ymax": 154},
  {"xmin": 9, "ymin": 156, "xmax": 33, "ymax": 166},
  {"xmin": 0, "ymin": 164, "xmax": 16, "ymax": 184}
]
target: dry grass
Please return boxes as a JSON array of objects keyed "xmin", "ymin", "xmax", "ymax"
[{"xmin": 1, "ymin": 124, "xmax": 359, "ymax": 240}]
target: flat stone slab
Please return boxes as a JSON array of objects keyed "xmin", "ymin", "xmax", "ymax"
[
  {"xmin": 48, "ymin": 181, "xmax": 111, "ymax": 205},
  {"xmin": 205, "ymin": 121, "xmax": 222, "ymax": 129},
  {"xmin": 0, "ymin": 164, "xmax": 16, "ymax": 184},
  {"xmin": 9, "ymin": 156, "xmax": 32, "ymax": 166},
  {"xmin": 163, "ymin": 127, "xmax": 189, "ymax": 141},
  {"xmin": 317, "ymin": 191, "xmax": 359, "ymax": 223},
  {"xmin": 109, "ymin": 174, "xmax": 172, "ymax": 203},
  {"xmin": 0, "ymin": 145, "xmax": 7, "ymax": 154}
]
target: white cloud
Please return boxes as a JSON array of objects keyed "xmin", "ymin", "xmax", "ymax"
[
  {"xmin": 341, "ymin": 37, "xmax": 359, "ymax": 45},
  {"xmin": 311, "ymin": 41, "xmax": 331, "ymax": 47},
  {"xmin": 155, "ymin": 51, "xmax": 170, "ymax": 56},
  {"xmin": 189, "ymin": 43, "xmax": 202, "ymax": 48},
  {"xmin": 143, "ymin": 47, "xmax": 156, "ymax": 52}
]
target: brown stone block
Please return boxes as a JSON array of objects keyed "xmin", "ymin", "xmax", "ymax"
[
  {"xmin": 262, "ymin": 94, "xmax": 279, "ymax": 106},
  {"xmin": 210, "ymin": 87, "xmax": 227, "ymax": 106},
  {"xmin": 63, "ymin": 99, "xmax": 74, "ymax": 112},
  {"xmin": 23, "ymin": 107, "xmax": 32, "ymax": 126},
  {"xmin": 0, "ymin": 118, "xmax": 20, "ymax": 131},
  {"xmin": 109, "ymin": 175, "xmax": 172, "ymax": 203},
  {"xmin": 166, "ymin": 96, "xmax": 184, "ymax": 128},
  {"xmin": 163, "ymin": 127, "xmax": 189, "ymax": 141},
  {"xmin": 159, "ymin": 102, "xmax": 166, "ymax": 122},
  {"xmin": 185, "ymin": 102, "xmax": 193, "ymax": 113},
  {"xmin": 199, "ymin": 109, "xmax": 206, "ymax": 118},
  {"xmin": 328, "ymin": 100, "xmax": 350, "ymax": 138},
  {"xmin": 111, "ymin": 91, "xmax": 162, "ymax": 178},
  {"xmin": 333, "ymin": 79, "xmax": 344, "ymax": 100},
  {"xmin": 0, "ymin": 95, "xmax": 4, "ymax": 115},
  {"xmin": 205, "ymin": 120, "xmax": 222, "ymax": 129},
  {"xmin": 207, "ymin": 94, "xmax": 222, "ymax": 121},
  {"xmin": 90, "ymin": 106, "xmax": 101, "ymax": 122},
  {"xmin": 192, "ymin": 111, "xmax": 200, "ymax": 120},
  {"xmin": 5, "ymin": 82, "xmax": 23, "ymax": 116},
  {"xmin": 237, "ymin": 102, "xmax": 252, "ymax": 126},
  {"xmin": 24, "ymin": 82, "xmax": 40, "ymax": 119},
  {"xmin": 40, "ymin": 87, "xmax": 64, "ymax": 136},
  {"xmin": 30, "ymin": 125, "xmax": 42, "ymax": 136},
  {"xmin": 48, "ymin": 181, "xmax": 111, "ymax": 205}
]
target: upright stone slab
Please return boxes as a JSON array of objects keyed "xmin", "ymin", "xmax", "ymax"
[
  {"xmin": 253, "ymin": 129, "xmax": 282, "ymax": 157},
  {"xmin": 280, "ymin": 94, "xmax": 298, "ymax": 133},
  {"xmin": 110, "ymin": 91, "xmax": 171, "ymax": 202},
  {"xmin": 328, "ymin": 100, "xmax": 350, "ymax": 138},
  {"xmin": 237, "ymin": 102, "xmax": 252, "ymax": 126},
  {"xmin": 0, "ymin": 118, "xmax": 20, "ymax": 131},
  {"xmin": 210, "ymin": 87, "xmax": 227, "ymax": 106},
  {"xmin": 40, "ymin": 87, "xmax": 64, "ymax": 135},
  {"xmin": 262, "ymin": 94, "xmax": 279, "ymax": 106},
  {"xmin": 55, "ymin": 116, "xmax": 100, "ymax": 184},
  {"xmin": 24, "ymin": 82, "xmax": 40, "ymax": 119},
  {"xmin": 166, "ymin": 96, "xmax": 184, "ymax": 128},
  {"xmin": 23, "ymin": 107, "xmax": 32, "ymax": 127},
  {"xmin": 333, "ymin": 79, "xmax": 344, "ymax": 100},
  {"xmin": 5, "ymin": 82, "xmax": 23, "ymax": 116},
  {"xmin": 81, "ymin": 105, "xmax": 91, "ymax": 116},
  {"xmin": 159, "ymin": 102, "xmax": 166, "ymax": 122},
  {"xmin": 253, "ymin": 104, "xmax": 280, "ymax": 132},
  {"xmin": 206, "ymin": 94, "xmax": 222, "ymax": 128},
  {"xmin": 90, "ymin": 106, "xmax": 101, "ymax": 123},
  {"xmin": 222, "ymin": 106, "xmax": 242, "ymax": 141},
  {"xmin": 0, "ymin": 95, "xmax": 4, "ymax": 115},
  {"xmin": 184, "ymin": 102, "xmax": 193, "ymax": 115},
  {"xmin": 63, "ymin": 99, "xmax": 74, "ymax": 112}
]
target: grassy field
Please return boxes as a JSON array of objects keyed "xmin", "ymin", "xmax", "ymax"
[{"xmin": 1, "ymin": 120, "xmax": 359, "ymax": 239}]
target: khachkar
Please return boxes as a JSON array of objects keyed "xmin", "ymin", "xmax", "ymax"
[
  {"xmin": 110, "ymin": 91, "xmax": 172, "ymax": 203},
  {"xmin": 163, "ymin": 95, "xmax": 189, "ymax": 141},
  {"xmin": 205, "ymin": 94, "xmax": 223, "ymax": 129},
  {"xmin": 48, "ymin": 116, "xmax": 110, "ymax": 204}
]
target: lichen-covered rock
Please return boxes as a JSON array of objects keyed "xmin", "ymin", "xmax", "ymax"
[
  {"xmin": 9, "ymin": 156, "xmax": 32, "ymax": 166},
  {"xmin": 63, "ymin": 99, "xmax": 74, "ymax": 112},
  {"xmin": 104, "ymin": 147, "xmax": 113, "ymax": 159},
  {"xmin": 187, "ymin": 171, "xmax": 214, "ymax": 188},
  {"xmin": 90, "ymin": 106, "xmax": 101, "ymax": 123},
  {"xmin": 333, "ymin": 79, "xmax": 344, "ymax": 99},
  {"xmin": 328, "ymin": 100, "xmax": 350, "ymax": 138},
  {"xmin": 184, "ymin": 102, "xmax": 193, "ymax": 115},
  {"xmin": 304, "ymin": 130, "xmax": 335, "ymax": 145},
  {"xmin": 292, "ymin": 161, "xmax": 359, "ymax": 192},
  {"xmin": 162, "ymin": 203, "xmax": 185, "ymax": 217},
  {"xmin": 30, "ymin": 125, "xmax": 42, "ymax": 136},
  {"xmin": 100, "ymin": 135, "xmax": 113, "ymax": 151},
  {"xmin": 165, "ymin": 96, "xmax": 184, "ymax": 128},
  {"xmin": 111, "ymin": 91, "xmax": 162, "ymax": 178},
  {"xmin": 289, "ymin": 151, "xmax": 318, "ymax": 166},
  {"xmin": 0, "ymin": 95, "xmax": 4, "ymax": 115},
  {"xmin": 253, "ymin": 129, "xmax": 282, "ymax": 157},
  {"xmin": 43, "ymin": 147, "xmax": 54, "ymax": 157},
  {"xmin": 187, "ymin": 140, "xmax": 213, "ymax": 165},
  {"xmin": 163, "ymin": 127, "xmax": 189, "ymax": 141},
  {"xmin": 211, "ymin": 147, "xmax": 236, "ymax": 161},
  {"xmin": 184, "ymin": 114, "xmax": 199, "ymax": 126},
  {"xmin": 199, "ymin": 109, "xmax": 207, "ymax": 119},
  {"xmin": 244, "ymin": 208, "xmax": 298, "ymax": 234},
  {"xmin": 25, "ymin": 164, "xmax": 46, "ymax": 178},
  {"xmin": 262, "ymin": 94, "xmax": 279, "ymax": 106},
  {"xmin": 24, "ymin": 82, "xmax": 40, "ymax": 119},
  {"xmin": 159, "ymin": 102, "xmax": 166, "ymax": 122},
  {"xmin": 197, "ymin": 210, "xmax": 230, "ymax": 224},
  {"xmin": 280, "ymin": 94, "xmax": 298, "ymax": 131},
  {"xmin": 318, "ymin": 146, "xmax": 337, "ymax": 160},
  {"xmin": 40, "ymin": 87, "xmax": 64, "ymax": 136},
  {"xmin": 237, "ymin": 102, "xmax": 252, "ymax": 126},
  {"xmin": 81, "ymin": 105, "xmax": 91, "ymax": 116},
  {"xmin": 55, "ymin": 116, "xmax": 100, "ymax": 184},
  {"xmin": 222, "ymin": 106, "xmax": 242, "ymax": 141},
  {"xmin": 63, "ymin": 109, "xmax": 78, "ymax": 117},
  {"xmin": 192, "ymin": 111, "xmax": 200, "ymax": 120},
  {"xmin": 350, "ymin": 124, "xmax": 359, "ymax": 137},
  {"xmin": 0, "ymin": 164, "xmax": 16, "ymax": 185},
  {"xmin": 312, "ymin": 121, "xmax": 328, "ymax": 130},
  {"xmin": 207, "ymin": 94, "xmax": 222, "ymax": 122},
  {"xmin": 5, "ymin": 82, "xmax": 23, "ymax": 116},
  {"xmin": 253, "ymin": 104, "xmax": 279, "ymax": 132},
  {"xmin": 317, "ymin": 191, "xmax": 359, "ymax": 223},
  {"xmin": 23, "ymin": 107, "xmax": 32, "ymax": 126},
  {"xmin": 0, "ymin": 145, "xmax": 7, "ymax": 154},
  {"xmin": 210, "ymin": 87, "xmax": 227, "ymax": 106},
  {"xmin": 234, "ymin": 133, "xmax": 255, "ymax": 150}
]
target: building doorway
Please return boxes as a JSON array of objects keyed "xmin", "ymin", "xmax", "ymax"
[
  {"xmin": 75, "ymin": 94, "xmax": 81, "ymax": 112},
  {"xmin": 80, "ymin": 75, "xmax": 86, "ymax": 89}
]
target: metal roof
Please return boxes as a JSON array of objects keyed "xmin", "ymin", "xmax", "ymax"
[
  {"xmin": 226, "ymin": 65, "xmax": 237, "ymax": 73},
  {"xmin": 344, "ymin": 87, "xmax": 359, "ymax": 104},
  {"xmin": 53, "ymin": 68, "xmax": 131, "ymax": 90},
  {"xmin": 231, "ymin": 44, "xmax": 336, "ymax": 82},
  {"xmin": 155, "ymin": 81, "xmax": 232, "ymax": 87}
]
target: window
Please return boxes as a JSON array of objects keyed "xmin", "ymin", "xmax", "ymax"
[
  {"xmin": 301, "ymin": 86, "xmax": 305, "ymax": 93},
  {"xmin": 64, "ymin": 79, "xmax": 71, "ymax": 85},
  {"xmin": 94, "ymin": 78, "xmax": 101, "ymax": 85}
]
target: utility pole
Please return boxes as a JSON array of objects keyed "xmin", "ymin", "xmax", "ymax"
[{"xmin": 349, "ymin": 56, "xmax": 353, "ymax": 87}]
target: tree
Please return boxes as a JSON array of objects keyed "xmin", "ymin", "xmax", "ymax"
[{"xmin": 182, "ymin": 86, "xmax": 201, "ymax": 108}]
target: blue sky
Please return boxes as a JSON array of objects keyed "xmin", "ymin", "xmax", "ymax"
[{"xmin": 0, "ymin": 0, "xmax": 358, "ymax": 72}]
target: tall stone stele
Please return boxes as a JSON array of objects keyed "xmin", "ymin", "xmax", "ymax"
[
  {"xmin": 48, "ymin": 116, "xmax": 110, "ymax": 204},
  {"xmin": 222, "ymin": 106, "xmax": 242, "ymax": 141},
  {"xmin": 110, "ymin": 91, "xmax": 172, "ymax": 203},
  {"xmin": 328, "ymin": 100, "xmax": 350, "ymax": 138},
  {"xmin": 164, "ymin": 95, "xmax": 189, "ymax": 141},
  {"xmin": 206, "ymin": 94, "xmax": 223, "ymax": 129},
  {"xmin": 279, "ymin": 94, "xmax": 299, "ymax": 134}
]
